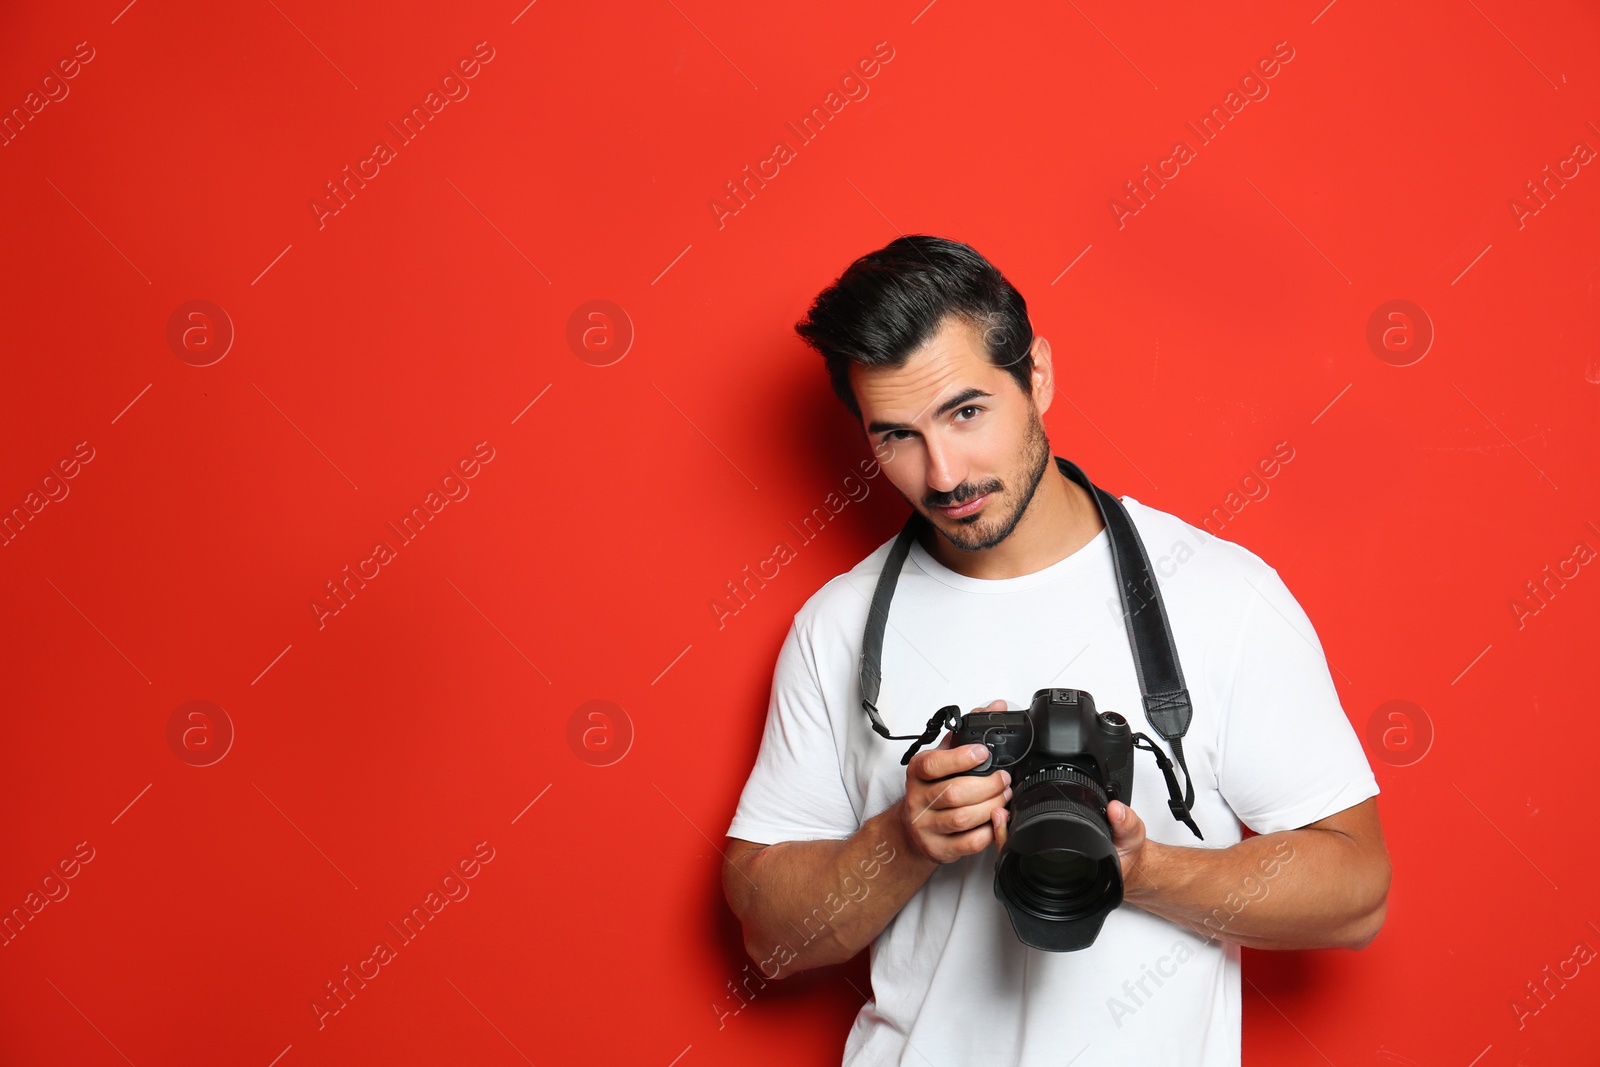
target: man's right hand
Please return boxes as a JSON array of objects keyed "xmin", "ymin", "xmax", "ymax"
[{"xmin": 900, "ymin": 699, "xmax": 1015, "ymax": 864}]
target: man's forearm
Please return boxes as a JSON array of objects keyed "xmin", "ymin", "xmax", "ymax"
[
  {"xmin": 731, "ymin": 799, "xmax": 938, "ymax": 976},
  {"xmin": 1126, "ymin": 827, "xmax": 1389, "ymax": 950}
]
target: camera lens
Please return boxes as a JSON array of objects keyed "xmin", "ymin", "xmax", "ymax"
[
  {"xmin": 1018, "ymin": 850, "xmax": 1099, "ymax": 895},
  {"xmin": 996, "ymin": 764, "xmax": 1120, "ymax": 922}
]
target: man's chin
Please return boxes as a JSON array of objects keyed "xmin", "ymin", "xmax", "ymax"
[{"xmin": 930, "ymin": 516, "xmax": 994, "ymax": 551}]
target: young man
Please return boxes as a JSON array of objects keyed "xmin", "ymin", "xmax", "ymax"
[{"xmin": 722, "ymin": 235, "xmax": 1389, "ymax": 1066}]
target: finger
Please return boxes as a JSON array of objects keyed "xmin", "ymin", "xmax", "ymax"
[
  {"xmin": 922, "ymin": 770, "xmax": 1011, "ymax": 810},
  {"xmin": 904, "ymin": 777, "xmax": 974, "ymax": 828},
  {"xmin": 913, "ymin": 742, "xmax": 995, "ymax": 782},
  {"xmin": 942, "ymin": 820, "xmax": 996, "ymax": 858},
  {"xmin": 913, "ymin": 701, "xmax": 1008, "ymax": 781},
  {"xmin": 1108, "ymin": 800, "xmax": 1145, "ymax": 849},
  {"xmin": 993, "ymin": 805, "xmax": 1009, "ymax": 851},
  {"xmin": 921, "ymin": 793, "xmax": 1011, "ymax": 836}
]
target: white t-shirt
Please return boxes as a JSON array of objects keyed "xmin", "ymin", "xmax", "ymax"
[{"xmin": 725, "ymin": 495, "xmax": 1380, "ymax": 1067}]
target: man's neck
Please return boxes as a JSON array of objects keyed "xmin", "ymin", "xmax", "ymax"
[{"xmin": 920, "ymin": 464, "xmax": 1106, "ymax": 581}]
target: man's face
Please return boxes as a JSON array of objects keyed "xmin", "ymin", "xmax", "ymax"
[{"xmin": 851, "ymin": 315, "xmax": 1052, "ymax": 553}]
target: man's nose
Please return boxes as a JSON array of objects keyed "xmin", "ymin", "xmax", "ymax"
[{"xmin": 923, "ymin": 436, "xmax": 966, "ymax": 495}]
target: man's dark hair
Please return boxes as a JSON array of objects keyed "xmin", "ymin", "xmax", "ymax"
[{"xmin": 793, "ymin": 234, "xmax": 1034, "ymax": 421}]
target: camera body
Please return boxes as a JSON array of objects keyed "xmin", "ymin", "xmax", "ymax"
[
  {"xmin": 945, "ymin": 687, "xmax": 1134, "ymax": 799},
  {"xmin": 938, "ymin": 687, "xmax": 1135, "ymax": 951}
]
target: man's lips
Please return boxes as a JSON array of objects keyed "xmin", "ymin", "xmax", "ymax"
[{"xmin": 938, "ymin": 493, "xmax": 990, "ymax": 518}]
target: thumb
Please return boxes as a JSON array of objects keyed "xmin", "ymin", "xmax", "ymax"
[{"xmin": 1106, "ymin": 800, "xmax": 1142, "ymax": 846}]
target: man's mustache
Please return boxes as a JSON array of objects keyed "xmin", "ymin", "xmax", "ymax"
[{"xmin": 928, "ymin": 483, "xmax": 998, "ymax": 511}]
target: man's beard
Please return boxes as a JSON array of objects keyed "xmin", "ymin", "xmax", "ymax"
[{"xmin": 925, "ymin": 405, "xmax": 1052, "ymax": 553}]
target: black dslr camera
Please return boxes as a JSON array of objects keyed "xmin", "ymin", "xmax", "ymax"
[{"xmin": 937, "ymin": 687, "xmax": 1136, "ymax": 952}]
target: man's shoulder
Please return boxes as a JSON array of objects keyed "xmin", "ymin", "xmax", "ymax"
[
  {"xmin": 1119, "ymin": 495, "xmax": 1282, "ymax": 595},
  {"xmin": 1119, "ymin": 495, "xmax": 1317, "ymax": 685},
  {"xmin": 789, "ymin": 530, "xmax": 905, "ymax": 639}
]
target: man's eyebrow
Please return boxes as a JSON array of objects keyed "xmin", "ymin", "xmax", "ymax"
[{"xmin": 867, "ymin": 388, "xmax": 993, "ymax": 435}]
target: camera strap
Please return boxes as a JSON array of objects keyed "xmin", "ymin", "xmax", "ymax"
[{"xmin": 857, "ymin": 455, "xmax": 1203, "ymax": 839}]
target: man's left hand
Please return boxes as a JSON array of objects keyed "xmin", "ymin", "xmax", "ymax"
[{"xmin": 1107, "ymin": 799, "xmax": 1156, "ymax": 899}]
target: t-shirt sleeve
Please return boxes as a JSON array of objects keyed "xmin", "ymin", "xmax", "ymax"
[
  {"xmin": 1215, "ymin": 566, "xmax": 1380, "ymax": 834},
  {"xmin": 725, "ymin": 617, "xmax": 861, "ymax": 845}
]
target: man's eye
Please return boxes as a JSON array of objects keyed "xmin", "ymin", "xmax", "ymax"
[
  {"xmin": 955, "ymin": 406, "xmax": 982, "ymax": 422},
  {"xmin": 884, "ymin": 430, "xmax": 911, "ymax": 442}
]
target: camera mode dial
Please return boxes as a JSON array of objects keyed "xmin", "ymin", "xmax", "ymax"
[{"xmin": 950, "ymin": 711, "xmax": 1031, "ymax": 775}]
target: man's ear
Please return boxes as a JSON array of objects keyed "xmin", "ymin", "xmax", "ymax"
[{"xmin": 1030, "ymin": 335, "xmax": 1054, "ymax": 415}]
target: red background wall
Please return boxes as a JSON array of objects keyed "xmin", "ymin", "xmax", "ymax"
[{"xmin": 2, "ymin": 1, "xmax": 1597, "ymax": 1063}]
